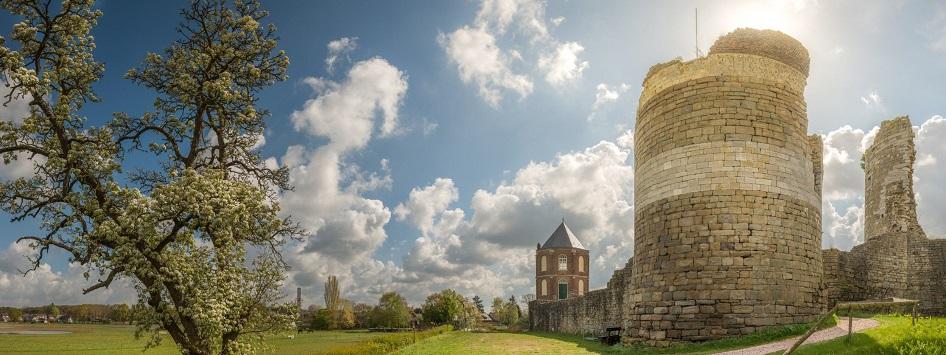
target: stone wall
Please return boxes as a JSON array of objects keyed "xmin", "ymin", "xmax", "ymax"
[
  {"xmin": 530, "ymin": 258, "xmax": 633, "ymax": 335},
  {"xmin": 821, "ymin": 116, "xmax": 946, "ymax": 315}
]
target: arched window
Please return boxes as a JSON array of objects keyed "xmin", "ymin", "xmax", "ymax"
[
  {"xmin": 541, "ymin": 279, "xmax": 548, "ymax": 296},
  {"xmin": 578, "ymin": 279, "xmax": 584, "ymax": 296},
  {"xmin": 578, "ymin": 256, "xmax": 584, "ymax": 273},
  {"xmin": 558, "ymin": 280, "xmax": 568, "ymax": 299},
  {"xmin": 541, "ymin": 255, "xmax": 547, "ymax": 272},
  {"xmin": 558, "ymin": 255, "xmax": 568, "ymax": 271}
]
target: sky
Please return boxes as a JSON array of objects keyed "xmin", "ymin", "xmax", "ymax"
[{"xmin": 1, "ymin": 0, "xmax": 946, "ymax": 308}]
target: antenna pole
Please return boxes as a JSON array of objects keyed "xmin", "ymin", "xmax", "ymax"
[{"xmin": 695, "ymin": 8, "xmax": 700, "ymax": 57}]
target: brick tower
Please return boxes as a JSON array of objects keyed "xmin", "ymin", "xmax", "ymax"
[{"xmin": 536, "ymin": 219, "xmax": 589, "ymax": 301}]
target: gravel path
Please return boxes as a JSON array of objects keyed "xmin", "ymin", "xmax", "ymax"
[{"xmin": 715, "ymin": 317, "xmax": 879, "ymax": 355}]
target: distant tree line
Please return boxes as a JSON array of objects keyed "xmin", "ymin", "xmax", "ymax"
[
  {"xmin": 302, "ymin": 275, "xmax": 533, "ymax": 331},
  {"xmin": 0, "ymin": 303, "xmax": 133, "ymax": 323}
]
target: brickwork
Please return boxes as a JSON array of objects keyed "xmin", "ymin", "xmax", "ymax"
[
  {"xmin": 536, "ymin": 247, "xmax": 590, "ymax": 301},
  {"xmin": 627, "ymin": 29, "xmax": 822, "ymax": 344}
]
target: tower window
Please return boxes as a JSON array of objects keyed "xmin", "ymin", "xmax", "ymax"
[
  {"xmin": 558, "ymin": 255, "xmax": 568, "ymax": 271},
  {"xmin": 541, "ymin": 255, "xmax": 547, "ymax": 271}
]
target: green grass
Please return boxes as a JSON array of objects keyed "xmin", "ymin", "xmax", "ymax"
[
  {"xmin": 0, "ymin": 323, "xmax": 384, "ymax": 354},
  {"xmin": 786, "ymin": 314, "xmax": 946, "ymax": 355},
  {"xmin": 397, "ymin": 318, "xmax": 837, "ymax": 355},
  {"xmin": 395, "ymin": 317, "xmax": 837, "ymax": 355}
]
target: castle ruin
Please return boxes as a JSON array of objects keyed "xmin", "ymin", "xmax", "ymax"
[{"xmin": 530, "ymin": 28, "xmax": 946, "ymax": 346}]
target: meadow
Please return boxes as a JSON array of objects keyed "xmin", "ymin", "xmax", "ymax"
[
  {"xmin": 0, "ymin": 323, "xmax": 383, "ymax": 354},
  {"xmin": 2, "ymin": 314, "xmax": 944, "ymax": 354}
]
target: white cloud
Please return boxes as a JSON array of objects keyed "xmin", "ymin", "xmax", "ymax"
[
  {"xmin": 440, "ymin": 0, "xmax": 587, "ymax": 107},
  {"xmin": 475, "ymin": 0, "xmax": 549, "ymax": 41},
  {"xmin": 538, "ymin": 41, "xmax": 589, "ymax": 86},
  {"xmin": 325, "ymin": 37, "xmax": 358, "ymax": 74},
  {"xmin": 588, "ymin": 83, "xmax": 631, "ymax": 121},
  {"xmin": 280, "ymin": 51, "xmax": 406, "ymax": 304},
  {"xmin": 915, "ymin": 115, "xmax": 946, "ymax": 236},
  {"xmin": 395, "ymin": 178, "xmax": 459, "ymax": 235},
  {"xmin": 291, "ymin": 57, "xmax": 408, "ymax": 150},
  {"xmin": 859, "ymin": 90, "xmax": 886, "ymax": 113},
  {"xmin": 0, "ymin": 82, "xmax": 41, "ymax": 179},
  {"xmin": 438, "ymin": 26, "xmax": 533, "ymax": 108},
  {"xmin": 0, "ymin": 242, "xmax": 136, "ymax": 307},
  {"xmin": 551, "ymin": 16, "xmax": 565, "ymax": 27}
]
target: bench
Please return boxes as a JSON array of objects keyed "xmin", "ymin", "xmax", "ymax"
[{"xmin": 598, "ymin": 326, "xmax": 622, "ymax": 345}]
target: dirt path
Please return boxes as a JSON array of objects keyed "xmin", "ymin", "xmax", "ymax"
[{"xmin": 715, "ymin": 318, "xmax": 879, "ymax": 355}]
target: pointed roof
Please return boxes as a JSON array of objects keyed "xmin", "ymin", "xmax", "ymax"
[{"xmin": 540, "ymin": 219, "xmax": 586, "ymax": 250}]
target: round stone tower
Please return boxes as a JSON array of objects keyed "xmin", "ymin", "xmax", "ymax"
[
  {"xmin": 536, "ymin": 220, "xmax": 589, "ymax": 301},
  {"xmin": 628, "ymin": 28, "xmax": 823, "ymax": 343}
]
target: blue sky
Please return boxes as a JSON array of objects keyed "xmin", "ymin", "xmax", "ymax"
[{"xmin": 1, "ymin": 0, "xmax": 946, "ymax": 307}]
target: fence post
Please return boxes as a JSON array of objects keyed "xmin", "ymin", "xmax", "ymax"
[
  {"xmin": 912, "ymin": 304, "xmax": 917, "ymax": 327},
  {"xmin": 846, "ymin": 305, "xmax": 853, "ymax": 344}
]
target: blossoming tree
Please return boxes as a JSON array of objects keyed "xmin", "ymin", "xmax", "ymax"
[{"xmin": 0, "ymin": 0, "xmax": 301, "ymax": 353}]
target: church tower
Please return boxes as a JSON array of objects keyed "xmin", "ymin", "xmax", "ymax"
[{"xmin": 535, "ymin": 219, "xmax": 589, "ymax": 301}]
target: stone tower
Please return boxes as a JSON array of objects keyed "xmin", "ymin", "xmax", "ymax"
[
  {"xmin": 629, "ymin": 28, "xmax": 823, "ymax": 343},
  {"xmin": 536, "ymin": 220, "xmax": 589, "ymax": 301},
  {"xmin": 863, "ymin": 117, "xmax": 922, "ymax": 239}
]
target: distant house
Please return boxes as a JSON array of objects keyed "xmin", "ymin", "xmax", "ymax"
[{"xmin": 0, "ymin": 313, "xmax": 9, "ymax": 322}]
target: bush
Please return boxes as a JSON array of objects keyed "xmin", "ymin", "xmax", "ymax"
[{"xmin": 327, "ymin": 325, "xmax": 452, "ymax": 354}]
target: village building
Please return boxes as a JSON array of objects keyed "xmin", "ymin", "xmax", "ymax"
[{"xmin": 535, "ymin": 219, "xmax": 589, "ymax": 301}]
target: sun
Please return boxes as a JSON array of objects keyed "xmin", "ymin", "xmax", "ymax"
[{"xmin": 723, "ymin": 1, "xmax": 806, "ymax": 37}]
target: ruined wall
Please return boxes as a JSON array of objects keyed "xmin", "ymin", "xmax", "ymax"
[
  {"xmin": 821, "ymin": 116, "xmax": 946, "ymax": 314},
  {"xmin": 863, "ymin": 117, "xmax": 922, "ymax": 239},
  {"xmin": 627, "ymin": 29, "xmax": 822, "ymax": 345},
  {"xmin": 530, "ymin": 258, "xmax": 633, "ymax": 334}
]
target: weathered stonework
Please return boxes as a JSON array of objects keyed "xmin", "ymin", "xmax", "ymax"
[
  {"xmin": 530, "ymin": 258, "xmax": 632, "ymax": 334},
  {"xmin": 627, "ymin": 28, "xmax": 822, "ymax": 344},
  {"xmin": 822, "ymin": 116, "xmax": 946, "ymax": 314},
  {"xmin": 863, "ymin": 117, "xmax": 922, "ymax": 239},
  {"xmin": 529, "ymin": 29, "xmax": 945, "ymax": 347}
]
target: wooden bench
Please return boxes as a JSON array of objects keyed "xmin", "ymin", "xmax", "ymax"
[{"xmin": 598, "ymin": 326, "xmax": 622, "ymax": 345}]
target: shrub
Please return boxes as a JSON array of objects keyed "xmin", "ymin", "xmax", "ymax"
[{"xmin": 328, "ymin": 325, "xmax": 452, "ymax": 354}]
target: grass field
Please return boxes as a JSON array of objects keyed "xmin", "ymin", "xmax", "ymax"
[
  {"xmin": 787, "ymin": 314, "xmax": 946, "ymax": 355},
  {"xmin": 396, "ymin": 317, "xmax": 835, "ymax": 355},
  {"xmin": 0, "ymin": 323, "xmax": 383, "ymax": 354},
  {"xmin": 4, "ymin": 314, "xmax": 944, "ymax": 354}
]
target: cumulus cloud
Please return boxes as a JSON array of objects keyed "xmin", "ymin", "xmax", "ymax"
[
  {"xmin": 325, "ymin": 37, "xmax": 358, "ymax": 74},
  {"xmin": 440, "ymin": 0, "xmax": 588, "ymax": 107},
  {"xmin": 291, "ymin": 57, "xmax": 408, "ymax": 149},
  {"xmin": 538, "ymin": 42, "xmax": 589, "ymax": 86},
  {"xmin": 0, "ymin": 82, "xmax": 41, "ymax": 179},
  {"xmin": 0, "ymin": 242, "xmax": 136, "ymax": 306},
  {"xmin": 437, "ymin": 26, "xmax": 533, "ymax": 107},
  {"xmin": 915, "ymin": 115, "xmax": 946, "ymax": 236},
  {"xmin": 279, "ymin": 50, "xmax": 408, "ymax": 305}
]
